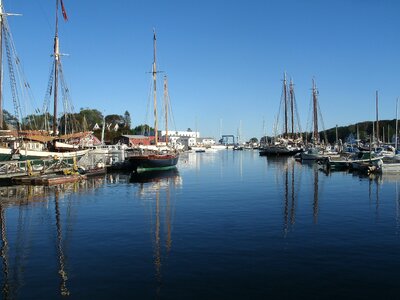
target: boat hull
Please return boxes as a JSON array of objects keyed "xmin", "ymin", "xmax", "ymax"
[
  {"xmin": 0, "ymin": 147, "xmax": 89, "ymax": 161},
  {"xmin": 127, "ymin": 153, "xmax": 179, "ymax": 172},
  {"xmin": 259, "ymin": 146, "xmax": 302, "ymax": 156}
]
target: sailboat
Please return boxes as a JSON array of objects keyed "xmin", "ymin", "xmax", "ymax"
[
  {"xmin": 300, "ymin": 78, "xmax": 328, "ymax": 161},
  {"xmin": 0, "ymin": 0, "xmax": 89, "ymax": 161},
  {"xmin": 127, "ymin": 31, "xmax": 179, "ymax": 173},
  {"xmin": 259, "ymin": 73, "xmax": 303, "ymax": 156}
]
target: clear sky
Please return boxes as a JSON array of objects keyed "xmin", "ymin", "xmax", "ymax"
[{"xmin": 3, "ymin": 0, "xmax": 400, "ymax": 141}]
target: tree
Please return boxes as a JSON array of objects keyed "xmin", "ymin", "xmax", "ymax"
[
  {"xmin": 3, "ymin": 110, "xmax": 19, "ymax": 130},
  {"xmin": 22, "ymin": 112, "xmax": 53, "ymax": 130},
  {"xmin": 105, "ymin": 114, "xmax": 124, "ymax": 127},
  {"xmin": 123, "ymin": 111, "xmax": 131, "ymax": 129},
  {"xmin": 249, "ymin": 137, "xmax": 258, "ymax": 144},
  {"xmin": 132, "ymin": 124, "xmax": 153, "ymax": 136},
  {"xmin": 79, "ymin": 109, "xmax": 103, "ymax": 129}
]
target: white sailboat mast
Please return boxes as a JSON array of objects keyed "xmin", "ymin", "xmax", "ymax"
[{"xmin": 152, "ymin": 29, "xmax": 158, "ymax": 146}]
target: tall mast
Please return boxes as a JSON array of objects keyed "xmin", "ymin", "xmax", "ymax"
[
  {"xmin": 396, "ymin": 97, "xmax": 398, "ymax": 151},
  {"xmin": 289, "ymin": 78, "xmax": 294, "ymax": 139},
  {"xmin": 335, "ymin": 124, "xmax": 338, "ymax": 144},
  {"xmin": 312, "ymin": 78, "xmax": 319, "ymax": 144},
  {"xmin": 283, "ymin": 72, "xmax": 288, "ymax": 138},
  {"xmin": 152, "ymin": 30, "xmax": 158, "ymax": 146},
  {"xmin": 376, "ymin": 90, "xmax": 379, "ymax": 145},
  {"xmin": 163, "ymin": 76, "xmax": 168, "ymax": 145},
  {"xmin": 372, "ymin": 122, "xmax": 375, "ymax": 144},
  {"xmin": 53, "ymin": 0, "xmax": 60, "ymax": 136}
]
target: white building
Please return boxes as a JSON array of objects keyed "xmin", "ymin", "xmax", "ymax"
[
  {"xmin": 197, "ymin": 137, "xmax": 216, "ymax": 146},
  {"xmin": 159, "ymin": 129, "xmax": 200, "ymax": 148},
  {"xmin": 160, "ymin": 129, "xmax": 199, "ymax": 139}
]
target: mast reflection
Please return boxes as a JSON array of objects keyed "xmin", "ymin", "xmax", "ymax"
[
  {"xmin": 0, "ymin": 203, "xmax": 9, "ymax": 300},
  {"xmin": 313, "ymin": 163, "xmax": 319, "ymax": 224},
  {"xmin": 54, "ymin": 188, "xmax": 70, "ymax": 296},
  {"xmin": 130, "ymin": 169, "xmax": 181, "ymax": 296},
  {"xmin": 275, "ymin": 158, "xmax": 298, "ymax": 236},
  {"xmin": 0, "ymin": 176, "xmax": 108, "ymax": 298}
]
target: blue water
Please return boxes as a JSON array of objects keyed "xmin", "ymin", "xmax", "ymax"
[{"xmin": 1, "ymin": 150, "xmax": 400, "ymax": 299}]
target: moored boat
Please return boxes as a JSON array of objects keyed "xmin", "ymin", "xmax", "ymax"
[{"xmin": 127, "ymin": 31, "xmax": 179, "ymax": 173}]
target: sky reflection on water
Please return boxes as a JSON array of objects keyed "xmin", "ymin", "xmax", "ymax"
[{"xmin": 0, "ymin": 151, "xmax": 400, "ymax": 299}]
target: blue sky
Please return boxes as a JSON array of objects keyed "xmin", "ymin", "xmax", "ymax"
[{"xmin": 4, "ymin": 0, "xmax": 400, "ymax": 141}]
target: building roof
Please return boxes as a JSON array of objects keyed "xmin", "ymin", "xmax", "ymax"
[
  {"xmin": 23, "ymin": 135, "xmax": 55, "ymax": 143},
  {"xmin": 121, "ymin": 135, "xmax": 150, "ymax": 139},
  {"xmin": 198, "ymin": 137, "xmax": 215, "ymax": 140}
]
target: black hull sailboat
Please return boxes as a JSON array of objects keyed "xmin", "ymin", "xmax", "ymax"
[
  {"xmin": 259, "ymin": 145, "xmax": 303, "ymax": 156},
  {"xmin": 261, "ymin": 73, "xmax": 303, "ymax": 157},
  {"xmin": 130, "ymin": 162, "xmax": 179, "ymax": 181},
  {"xmin": 128, "ymin": 30, "xmax": 179, "ymax": 173},
  {"xmin": 128, "ymin": 153, "xmax": 179, "ymax": 173}
]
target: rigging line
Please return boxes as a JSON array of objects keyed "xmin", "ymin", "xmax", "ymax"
[
  {"xmin": 37, "ymin": 0, "xmax": 54, "ymax": 36},
  {"xmin": 167, "ymin": 91, "xmax": 177, "ymax": 132},
  {"xmin": 58, "ymin": 62, "xmax": 80, "ymax": 134},
  {"xmin": 275, "ymin": 83, "xmax": 285, "ymax": 136},
  {"xmin": 317, "ymin": 102, "xmax": 327, "ymax": 143},
  {"xmin": 3, "ymin": 26, "xmax": 22, "ymax": 130},
  {"xmin": 293, "ymin": 92, "xmax": 302, "ymax": 135},
  {"xmin": 144, "ymin": 75, "xmax": 153, "ymax": 135},
  {"xmin": 2, "ymin": 22, "xmax": 30, "ymax": 129},
  {"xmin": 305, "ymin": 92, "xmax": 313, "ymax": 143},
  {"xmin": 4, "ymin": 17, "xmax": 40, "ymax": 117},
  {"xmin": 42, "ymin": 60, "xmax": 55, "ymax": 132},
  {"xmin": 275, "ymin": 94, "xmax": 283, "ymax": 138},
  {"xmin": 43, "ymin": 60, "xmax": 55, "ymax": 114}
]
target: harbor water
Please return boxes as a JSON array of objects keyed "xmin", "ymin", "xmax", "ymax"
[{"xmin": 1, "ymin": 150, "xmax": 400, "ymax": 299}]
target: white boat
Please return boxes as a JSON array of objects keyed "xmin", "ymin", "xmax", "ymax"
[
  {"xmin": 380, "ymin": 155, "xmax": 400, "ymax": 173},
  {"xmin": 211, "ymin": 144, "xmax": 227, "ymax": 150},
  {"xmin": 0, "ymin": 1, "xmax": 94, "ymax": 162}
]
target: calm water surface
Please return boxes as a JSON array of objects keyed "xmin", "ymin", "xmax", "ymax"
[{"xmin": 1, "ymin": 150, "xmax": 400, "ymax": 299}]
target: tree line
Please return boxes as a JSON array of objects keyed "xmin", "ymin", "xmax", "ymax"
[{"xmin": 2, "ymin": 108, "xmax": 155, "ymax": 143}]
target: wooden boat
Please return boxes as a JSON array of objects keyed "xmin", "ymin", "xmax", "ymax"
[
  {"xmin": 0, "ymin": 1, "xmax": 90, "ymax": 161},
  {"xmin": 259, "ymin": 143, "xmax": 302, "ymax": 156},
  {"xmin": 380, "ymin": 155, "xmax": 400, "ymax": 173},
  {"xmin": 349, "ymin": 152, "xmax": 382, "ymax": 172},
  {"xmin": 321, "ymin": 155, "xmax": 351, "ymax": 170},
  {"xmin": 127, "ymin": 31, "xmax": 179, "ymax": 173},
  {"xmin": 13, "ymin": 173, "xmax": 87, "ymax": 186},
  {"xmin": 130, "ymin": 167, "xmax": 179, "ymax": 183},
  {"xmin": 263, "ymin": 74, "xmax": 303, "ymax": 156}
]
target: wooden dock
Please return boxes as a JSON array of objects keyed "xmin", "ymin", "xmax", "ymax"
[
  {"xmin": 0, "ymin": 157, "xmax": 78, "ymax": 179},
  {"xmin": 13, "ymin": 174, "xmax": 87, "ymax": 186}
]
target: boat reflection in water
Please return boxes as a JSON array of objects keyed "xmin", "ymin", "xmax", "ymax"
[
  {"xmin": 130, "ymin": 167, "xmax": 180, "ymax": 184},
  {"xmin": 267, "ymin": 156, "xmax": 321, "ymax": 234},
  {"xmin": 0, "ymin": 177, "xmax": 106, "ymax": 299},
  {"xmin": 130, "ymin": 167, "xmax": 182, "ymax": 296}
]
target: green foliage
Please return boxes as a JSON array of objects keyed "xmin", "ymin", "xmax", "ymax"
[
  {"xmin": 123, "ymin": 111, "xmax": 131, "ymax": 129},
  {"xmin": 105, "ymin": 114, "xmax": 124, "ymax": 126},
  {"xmin": 249, "ymin": 137, "xmax": 258, "ymax": 143},
  {"xmin": 4, "ymin": 109, "xmax": 19, "ymax": 129},
  {"xmin": 78, "ymin": 109, "xmax": 103, "ymax": 129},
  {"xmin": 132, "ymin": 124, "xmax": 153, "ymax": 135},
  {"xmin": 319, "ymin": 119, "xmax": 398, "ymax": 143}
]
